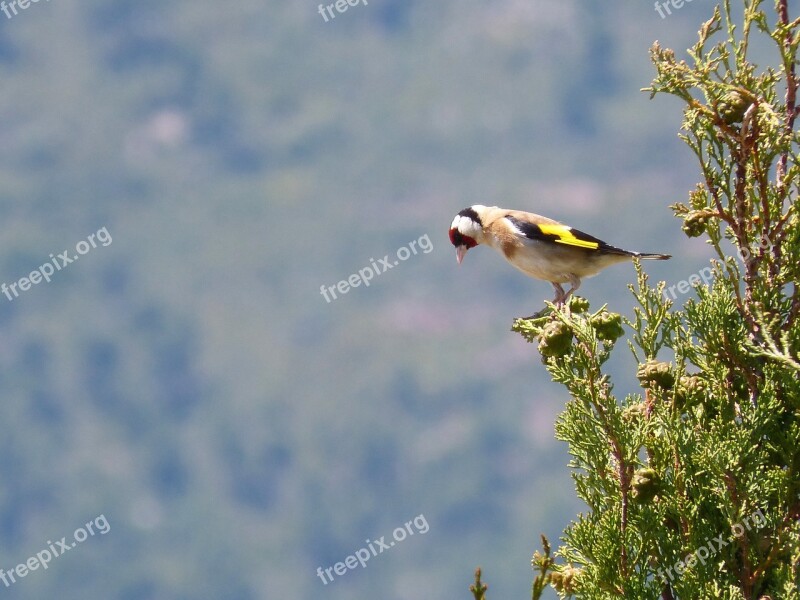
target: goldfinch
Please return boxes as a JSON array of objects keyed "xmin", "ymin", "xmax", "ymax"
[{"xmin": 449, "ymin": 205, "xmax": 671, "ymax": 304}]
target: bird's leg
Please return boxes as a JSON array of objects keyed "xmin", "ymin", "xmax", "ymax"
[
  {"xmin": 519, "ymin": 283, "xmax": 563, "ymax": 320},
  {"xmin": 552, "ymin": 282, "xmax": 566, "ymax": 305},
  {"xmin": 520, "ymin": 281, "xmax": 572, "ymax": 320},
  {"xmin": 562, "ymin": 275, "xmax": 581, "ymax": 303}
]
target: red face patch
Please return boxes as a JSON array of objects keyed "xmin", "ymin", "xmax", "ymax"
[{"xmin": 449, "ymin": 228, "xmax": 477, "ymax": 248}]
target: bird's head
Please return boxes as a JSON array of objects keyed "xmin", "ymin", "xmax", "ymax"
[{"xmin": 449, "ymin": 206, "xmax": 485, "ymax": 264}]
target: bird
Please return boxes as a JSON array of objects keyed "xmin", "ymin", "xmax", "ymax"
[{"xmin": 449, "ymin": 205, "xmax": 671, "ymax": 306}]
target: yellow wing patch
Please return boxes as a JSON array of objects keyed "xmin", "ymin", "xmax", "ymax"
[{"xmin": 537, "ymin": 224, "xmax": 600, "ymax": 250}]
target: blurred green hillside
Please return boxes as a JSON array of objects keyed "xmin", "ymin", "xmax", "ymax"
[{"xmin": 0, "ymin": 1, "xmax": 725, "ymax": 598}]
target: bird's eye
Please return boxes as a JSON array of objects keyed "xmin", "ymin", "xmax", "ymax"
[{"xmin": 449, "ymin": 229, "xmax": 463, "ymax": 246}]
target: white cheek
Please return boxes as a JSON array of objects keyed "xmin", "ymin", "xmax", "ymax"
[{"xmin": 452, "ymin": 216, "xmax": 480, "ymax": 239}]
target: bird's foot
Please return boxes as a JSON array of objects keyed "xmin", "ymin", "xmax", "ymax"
[{"xmin": 517, "ymin": 303, "xmax": 559, "ymax": 321}]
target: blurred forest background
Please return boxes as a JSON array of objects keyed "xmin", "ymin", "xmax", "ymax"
[{"xmin": 0, "ymin": 0, "xmax": 734, "ymax": 598}]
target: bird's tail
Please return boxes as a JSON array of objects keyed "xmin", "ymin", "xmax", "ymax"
[{"xmin": 635, "ymin": 252, "xmax": 671, "ymax": 260}]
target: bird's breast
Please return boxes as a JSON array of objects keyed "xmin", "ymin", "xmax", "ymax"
[{"xmin": 497, "ymin": 239, "xmax": 629, "ymax": 283}]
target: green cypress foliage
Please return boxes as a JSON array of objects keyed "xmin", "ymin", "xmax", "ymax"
[{"xmin": 474, "ymin": 2, "xmax": 800, "ymax": 598}]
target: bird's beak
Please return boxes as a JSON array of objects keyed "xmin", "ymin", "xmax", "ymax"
[{"xmin": 456, "ymin": 245, "xmax": 467, "ymax": 265}]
